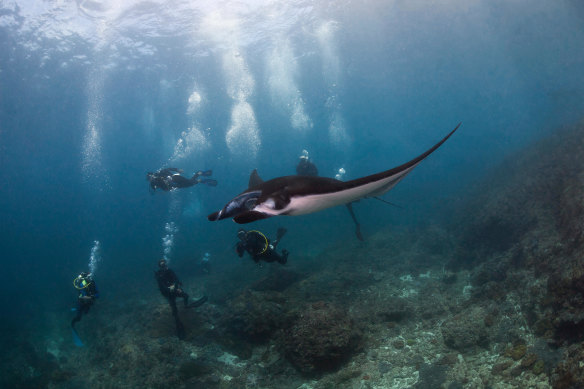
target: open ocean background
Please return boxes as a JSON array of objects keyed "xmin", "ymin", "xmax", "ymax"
[{"xmin": 1, "ymin": 1, "xmax": 584, "ymax": 386}]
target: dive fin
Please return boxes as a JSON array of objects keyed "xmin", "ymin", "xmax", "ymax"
[
  {"xmin": 355, "ymin": 225, "xmax": 364, "ymax": 241},
  {"xmin": 200, "ymin": 179, "xmax": 218, "ymax": 187},
  {"xmin": 175, "ymin": 318, "xmax": 186, "ymax": 340},
  {"xmin": 71, "ymin": 327, "xmax": 84, "ymax": 347},
  {"xmin": 248, "ymin": 169, "xmax": 264, "ymax": 188},
  {"xmin": 200, "ymin": 170, "xmax": 213, "ymax": 177},
  {"xmin": 186, "ymin": 295, "xmax": 208, "ymax": 308},
  {"xmin": 233, "ymin": 211, "xmax": 272, "ymax": 224},
  {"xmin": 276, "ymin": 228, "xmax": 287, "ymax": 241}
]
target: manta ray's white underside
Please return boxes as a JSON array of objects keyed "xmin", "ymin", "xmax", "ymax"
[
  {"xmin": 254, "ymin": 164, "xmax": 418, "ymax": 216},
  {"xmin": 208, "ymin": 123, "xmax": 460, "ymax": 224}
]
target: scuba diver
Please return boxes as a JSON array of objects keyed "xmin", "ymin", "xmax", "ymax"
[
  {"xmin": 71, "ymin": 272, "xmax": 99, "ymax": 328},
  {"xmin": 295, "ymin": 150, "xmax": 364, "ymax": 241},
  {"xmin": 147, "ymin": 167, "xmax": 217, "ymax": 192},
  {"xmin": 296, "ymin": 149, "xmax": 319, "ymax": 177},
  {"xmin": 155, "ymin": 259, "xmax": 207, "ymax": 340},
  {"xmin": 236, "ymin": 228, "xmax": 289, "ymax": 265}
]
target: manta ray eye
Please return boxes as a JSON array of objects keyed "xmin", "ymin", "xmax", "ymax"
[{"xmin": 244, "ymin": 198, "xmax": 257, "ymax": 210}]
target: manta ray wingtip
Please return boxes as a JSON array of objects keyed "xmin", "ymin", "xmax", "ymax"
[{"xmin": 450, "ymin": 122, "xmax": 462, "ymax": 135}]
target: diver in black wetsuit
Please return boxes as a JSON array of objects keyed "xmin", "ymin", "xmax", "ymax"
[
  {"xmin": 147, "ymin": 168, "xmax": 217, "ymax": 192},
  {"xmin": 236, "ymin": 228, "xmax": 289, "ymax": 265},
  {"xmin": 295, "ymin": 150, "xmax": 364, "ymax": 241},
  {"xmin": 71, "ymin": 272, "xmax": 99, "ymax": 328},
  {"xmin": 296, "ymin": 150, "xmax": 319, "ymax": 177},
  {"xmin": 155, "ymin": 259, "xmax": 207, "ymax": 339}
]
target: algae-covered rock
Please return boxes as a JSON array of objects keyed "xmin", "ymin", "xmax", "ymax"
[
  {"xmin": 533, "ymin": 360, "xmax": 545, "ymax": 375},
  {"xmin": 221, "ymin": 290, "xmax": 293, "ymax": 343},
  {"xmin": 178, "ymin": 360, "xmax": 213, "ymax": 380},
  {"xmin": 376, "ymin": 297, "xmax": 411, "ymax": 323},
  {"xmin": 251, "ymin": 269, "xmax": 304, "ymax": 292},
  {"xmin": 505, "ymin": 343, "xmax": 527, "ymax": 361},
  {"xmin": 552, "ymin": 344, "xmax": 584, "ymax": 388},
  {"xmin": 281, "ymin": 301, "xmax": 362, "ymax": 375},
  {"xmin": 414, "ymin": 363, "xmax": 447, "ymax": 389},
  {"xmin": 441, "ymin": 307, "xmax": 489, "ymax": 351},
  {"xmin": 491, "ymin": 361, "xmax": 513, "ymax": 375},
  {"xmin": 520, "ymin": 352, "xmax": 538, "ymax": 367},
  {"xmin": 547, "ymin": 271, "xmax": 584, "ymax": 344}
]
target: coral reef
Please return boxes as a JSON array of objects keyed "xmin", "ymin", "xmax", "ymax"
[
  {"xmin": 447, "ymin": 122, "xmax": 584, "ymax": 386},
  {"xmin": 441, "ymin": 307, "xmax": 489, "ymax": 352},
  {"xmin": 9, "ymin": 123, "xmax": 584, "ymax": 388}
]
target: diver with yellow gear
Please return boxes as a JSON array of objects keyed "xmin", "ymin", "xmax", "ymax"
[
  {"xmin": 71, "ymin": 272, "xmax": 99, "ymax": 328},
  {"xmin": 236, "ymin": 228, "xmax": 289, "ymax": 265}
]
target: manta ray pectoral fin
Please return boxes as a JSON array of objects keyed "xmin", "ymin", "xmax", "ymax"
[
  {"xmin": 248, "ymin": 169, "xmax": 264, "ymax": 188},
  {"xmin": 233, "ymin": 211, "xmax": 272, "ymax": 224},
  {"xmin": 208, "ymin": 123, "xmax": 460, "ymax": 224},
  {"xmin": 340, "ymin": 122, "xmax": 462, "ymax": 199}
]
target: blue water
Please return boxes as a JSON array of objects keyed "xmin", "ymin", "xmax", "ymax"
[{"xmin": 1, "ymin": 0, "xmax": 583, "ymax": 343}]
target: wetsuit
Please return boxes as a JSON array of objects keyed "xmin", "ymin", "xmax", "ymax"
[
  {"xmin": 154, "ymin": 264, "xmax": 207, "ymax": 340},
  {"xmin": 148, "ymin": 168, "xmax": 216, "ymax": 192},
  {"xmin": 296, "ymin": 159, "xmax": 318, "ymax": 177},
  {"xmin": 236, "ymin": 230, "xmax": 288, "ymax": 265},
  {"xmin": 155, "ymin": 267, "xmax": 190, "ymax": 315},
  {"xmin": 155, "ymin": 266, "xmax": 190, "ymax": 339},
  {"xmin": 71, "ymin": 280, "xmax": 98, "ymax": 327}
]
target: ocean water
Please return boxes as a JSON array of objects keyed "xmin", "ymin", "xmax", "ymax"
[{"xmin": 1, "ymin": 0, "xmax": 584, "ymax": 387}]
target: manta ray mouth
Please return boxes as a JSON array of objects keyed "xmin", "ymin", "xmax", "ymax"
[{"xmin": 208, "ymin": 190, "xmax": 262, "ymax": 221}]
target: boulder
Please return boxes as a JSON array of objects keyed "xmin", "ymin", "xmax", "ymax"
[{"xmin": 281, "ymin": 301, "xmax": 361, "ymax": 375}]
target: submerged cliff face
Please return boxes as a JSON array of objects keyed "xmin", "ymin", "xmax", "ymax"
[
  {"xmin": 450, "ymin": 122, "xmax": 584, "ymax": 269},
  {"xmin": 448, "ymin": 122, "xmax": 584, "ymax": 387}
]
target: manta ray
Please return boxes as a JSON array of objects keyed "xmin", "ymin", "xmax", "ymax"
[{"xmin": 208, "ymin": 123, "xmax": 460, "ymax": 224}]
